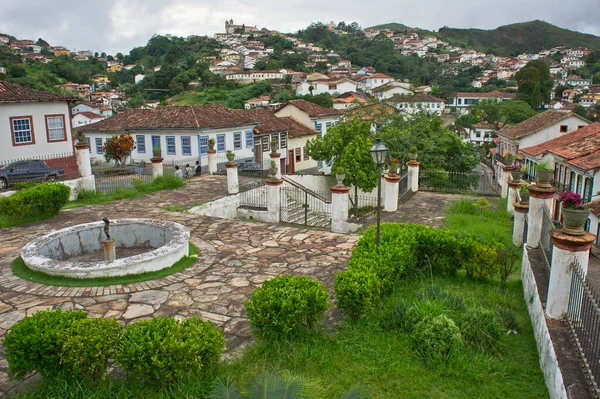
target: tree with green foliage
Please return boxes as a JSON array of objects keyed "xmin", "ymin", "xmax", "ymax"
[
  {"xmin": 35, "ymin": 38, "xmax": 49, "ymax": 48},
  {"xmin": 307, "ymin": 118, "xmax": 377, "ymax": 216},
  {"xmin": 103, "ymin": 134, "xmax": 136, "ymax": 166},
  {"xmin": 515, "ymin": 60, "xmax": 553, "ymax": 109},
  {"xmin": 471, "ymin": 99, "xmax": 537, "ymax": 130}
]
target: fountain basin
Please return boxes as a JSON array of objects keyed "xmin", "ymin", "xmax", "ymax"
[{"xmin": 21, "ymin": 218, "xmax": 190, "ymax": 279}]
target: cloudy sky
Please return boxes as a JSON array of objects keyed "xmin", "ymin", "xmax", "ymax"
[{"xmin": 1, "ymin": 0, "xmax": 599, "ymax": 55}]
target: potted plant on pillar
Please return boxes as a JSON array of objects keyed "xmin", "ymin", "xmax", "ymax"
[
  {"xmin": 226, "ymin": 150, "xmax": 235, "ymax": 164},
  {"xmin": 535, "ymin": 161, "xmax": 554, "ymax": 188},
  {"xmin": 387, "ymin": 158, "xmax": 399, "ymax": 176},
  {"xmin": 504, "ymin": 153, "xmax": 515, "ymax": 166},
  {"xmin": 73, "ymin": 129, "xmax": 87, "ymax": 146},
  {"xmin": 519, "ymin": 184, "xmax": 530, "ymax": 204},
  {"xmin": 409, "ymin": 146, "xmax": 418, "ymax": 161},
  {"xmin": 558, "ymin": 191, "xmax": 590, "ymax": 236},
  {"xmin": 269, "ymin": 160, "xmax": 278, "ymax": 178},
  {"xmin": 510, "ymin": 164, "xmax": 526, "ymax": 181},
  {"xmin": 335, "ymin": 167, "xmax": 345, "ymax": 187},
  {"xmin": 152, "ymin": 146, "xmax": 162, "ymax": 160},
  {"xmin": 208, "ymin": 138, "xmax": 216, "ymax": 151},
  {"xmin": 270, "ymin": 139, "xmax": 279, "ymax": 155}
]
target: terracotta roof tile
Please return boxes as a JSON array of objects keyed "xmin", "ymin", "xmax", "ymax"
[
  {"xmin": 387, "ymin": 94, "xmax": 444, "ymax": 103},
  {"xmin": 497, "ymin": 111, "xmax": 588, "ymax": 140},
  {"xmin": 346, "ymin": 103, "xmax": 398, "ymax": 121},
  {"xmin": 77, "ymin": 111, "xmax": 104, "ymax": 119},
  {"xmin": 521, "ymin": 122, "xmax": 600, "ymax": 157},
  {"xmin": 455, "ymin": 90, "xmax": 516, "ymax": 99},
  {"xmin": 283, "ymin": 99, "xmax": 343, "ymax": 117},
  {"xmin": 0, "ymin": 80, "xmax": 75, "ymax": 103}
]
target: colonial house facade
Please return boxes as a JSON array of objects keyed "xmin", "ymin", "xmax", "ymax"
[
  {"xmin": 295, "ymin": 78, "xmax": 357, "ymax": 96},
  {"xmin": 387, "ymin": 94, "xmax": 446, "ymax": 115},
  {"xmin": 0, "ymin": 80, "xmax": 77, "ymax": 171},
  {"xmin": 466, "ymin": 122, "xmax": 496, "ymax": 147},
  {"xmin": 451, "ymin": 91, "xmax": 517, "ymax": 114},
  {"xmin": 494, "ymin": 111, "xmax": 590, "ymax": 184},
  {"xmin": 373, "ymin": 81, "xmax": 414, "ymax": 101}
]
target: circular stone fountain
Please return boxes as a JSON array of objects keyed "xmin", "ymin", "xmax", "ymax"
[{"xmin": 21, "ymin": 219, "xmax": 190, "ymax": 279}]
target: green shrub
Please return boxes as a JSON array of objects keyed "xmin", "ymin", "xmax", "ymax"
[
  {"xmin": 115, "ymin": 317, "xmax": 224, "ymax": 383},
  {"xmin": 412, "ymin": 314, "xmax": 462, "ymax": 362},
  {"xmin": 0, "ymin": 183, "xmax": 70, "ymax": 225},
  {"xmin": 463, "ymin": 243, "xmax": 500, "ymax": 279},
  {"xmin": 13, "ymin": 181, "xmax": 39, "ymax": 191},
  {"xmin": 335, "ymin": 269, "xmax": 380, "ymax": 322},
  {"xmin": 245, "ymin": 275, "xmax": 329, "ymax": 339},
  {"xmin": 60, "ymin": 318, "xmax": 123, "ymax": 379},
  {"xmin": 457, "ymin": 309, "xmax": 503, "ymax": 350},
  {"xmin": 151, "ymin": 175, "xmax": 186, "ymax": 190},
  {"xmin": 3, "ymin": 309, "xmax": 86, "ymax": 379},
  {"xmin": 421, "ymin": 285, "xmax": 466, "ymax": 311}
]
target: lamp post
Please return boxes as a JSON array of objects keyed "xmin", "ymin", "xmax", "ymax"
[{"xmin": 369, "ymin": 138, "xmax": 389, "ymax": 248}]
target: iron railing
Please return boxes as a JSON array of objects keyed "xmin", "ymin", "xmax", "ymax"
[
  {"xmin": 566, "ymin": 259, "xmax": 600, "ymax": 398},
  {"xmin": 280, "ymin": 185, "xmax": 331, "ymax": 228},
  {"xmin": 0, "ymin": 152, "xmax": 80, "ymax": 185},
  {"xmin": 348, "ymin": 194, "xmax": 382, "ymax": 220},
  {"xmin": 92, "ymin": 164, "xmax": 153, "ymax": 194},
  {"xmin": 398, "ymin": 173, "xmax": 409, "ymax": 201},
  {"xmin": 419, "ymin": 169, "xmax": 500, "ymax": 196},
  {"xmin": 540, "ymin": 203, "xmax": 554, "ymax": 272},
  {"xmin": 215, "ymin": 155, "xmax": 270, "ymax": 176},
  {"xmin": 239, "ymin": 180, "xmax": 267, "ymax": 209}
]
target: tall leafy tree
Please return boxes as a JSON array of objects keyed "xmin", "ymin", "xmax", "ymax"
[
  {"xmin": 471, "ymin": 99, "xmax": 536, "ymax": 130},
  {"xmin": 515, "ymin": 60, "xmax": 553, "ymax": 108},
  {"xmin": 307, "ymin": 118, "xmax": 377, "ymax": 216}
]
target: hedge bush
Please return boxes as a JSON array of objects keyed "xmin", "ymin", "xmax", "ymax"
[
  {"xmin": 245, "ymin": 275, "xmax": 329, "ymax": 339},
  {"xmin": 335, "ymin": 269, "xmax": 380, "ymax": 322},
  {"xmin": 60, "ymin": 318, "xmax": 123, "ymax": 379},
  {"xmin": 412, "ymin": 314, "xmax": 462, "ymax": 362},
  {"xmin": 0, "ymin": 183, "xmax": 70, "ymax": 226},
  {"xmin": 115, "ymin": 317, "xmax": 224, "ymax": 383},
  {"xmin": 3, "ymin": 309, "xmax": 86, "ymax": 379}
]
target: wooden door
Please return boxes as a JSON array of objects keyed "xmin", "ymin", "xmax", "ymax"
[{"xmin": 288, "ymin": 149, "xmax": 295, "ymax": 174}]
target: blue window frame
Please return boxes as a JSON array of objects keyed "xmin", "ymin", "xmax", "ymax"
[
  {"xmin": 95, "ymin": 137, "xmax": 103, "ymax": 154},
  {"xmin": 217, "ymin": 134, "xmax": 225, "ymax": 153},
  {"xmin": 233, "ymin": 132, "xmax": 242, "ymax": 150},
  {"xmin": 11, "ymin": 117, "xmax": 33, "ymax": 144},
  {"xmin": 199, "ymin": 135, "xmax": 208, "ymax": 155},
  {"xmin": 326, "ymin": 122, "xmax": 332, "ymax": 128},
  {"xmin": 136, "ymin": 135, "xmax": 146, "ymax": 153},
  {"xmin": 86, "ymin": 137, "xmax": 91, "ymax": 153},
  {"xmin": 245, "ymin": 130, "xmax": 254, "ymax": 148},
  {"xmin": 315, "ymin": 122, "xmax": 322, "ymax": 132},
  {"xmin": 166, "ymin": 136, "xmax": 176, "ymax": 155},
  {"xmin": 181, "ymin": 136, "xmax": 191, "ymax": 156}
]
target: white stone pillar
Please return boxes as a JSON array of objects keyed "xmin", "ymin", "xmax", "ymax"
[
  {"xmin": 75, "ymin": 143, "xmax": 92, "ymax": 178},
  {"xmin": 407, "ymin": 161, "xmax": 420, "ymax": 192},
  {"xmin": 226, "ymin": 163, "xmax": 239, "ymax": 194},
  {"xmin": 150, "ymin": 157, "xmax": 163, "ymax": 178},
  {"xmin": 526, "ymin": 185, "xmax": 556, "ymax": 249},
  {"xmin": 331, "ymin": 186, "xmax": 351, "ymax": 234},
  {"xmin": 265, "ymin": 178, "xmax": 282, "ymax": 223},
  {"xmin": 546, "ymin": 231, "xmax": 595, "ymax": 319},
  {"xmin": 270, "ymin": 153, "xmax": 282, "ymax": 179},
  {"xmin": 506, "ymin": 180, "xmax": 520, "ymax": 215},
  {"xmin": 207, "ymin": 149, "xmax": 217, "ymax": 175},
  {"xmin": 512, "ymin": 202, "xmax": 529, "ymax": 247},
  {"xmin": 501, "ymin": 166, "xmax": 511, "ymax": 198},
  {"xmin": 384, "ymin": 175, "xmax": 400, "ymax": 212}
]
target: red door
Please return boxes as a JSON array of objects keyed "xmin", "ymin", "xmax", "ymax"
[{"xmin": 287, "ymin": 149, "xmax": 295, "ymax": 174}]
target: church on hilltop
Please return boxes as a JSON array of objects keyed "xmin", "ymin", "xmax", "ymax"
[{"xmin": 225, "ymin": 19, "xmax": 259, "ymax": 34}]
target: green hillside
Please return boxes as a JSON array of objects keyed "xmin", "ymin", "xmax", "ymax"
[
  {"xmin": 367, "ymin": 23, "xmax": 411, "ymax": 31},
  {"xmin": 437, "ymin": 20, "xmax": 600, "ymax": 56}
]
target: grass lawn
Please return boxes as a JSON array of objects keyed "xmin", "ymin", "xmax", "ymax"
[{"xmin": 11, "ymin": 243, "xmax": 200, "ymax": 287}]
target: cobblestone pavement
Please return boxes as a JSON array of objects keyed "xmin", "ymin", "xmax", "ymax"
[{"xmin": 0, "ymin": 175, "xmax": 359, "ymax": 395}]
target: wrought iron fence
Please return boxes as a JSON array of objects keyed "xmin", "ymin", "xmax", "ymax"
[
  {"xmin": 92, "ymin": 164, "xmax": 154, "ymax": 194},
  {"xmin": 0, "ymin": 152, "xmax": 80, "ymax": 189},
  {"xmin": 540, "ymin": 203, "xmax": 554, "ymax": 272},
  {"xmin": 348, "ymin": 194, "xmax": 381, "ymax": 220},
  {"xmin": 419, "ymin": 169, "xmax": 499, "ymax": 195},
  {"xmin": 215, "ymin": 155, "xmax": 269, "ymax": 176},
  {"xmin": 280, "ymin": 185, "xmax": 331, "ymax": 228},
  {"xmin": 398, "ymin": 173, "xmax": 409, "ymax": 200},
  {"xmin": 239, "ymin": 180, "xmax": 267, "ymax": 209},
  {"xmin": 566, "ymin": 259, "xmax": 600, "ymax": 398},
  {"xmin": 163, "ymin": 157, "xmax": 199, "ymax": 178}
]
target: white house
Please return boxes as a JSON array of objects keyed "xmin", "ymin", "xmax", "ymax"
[
  {"xmin": 72, "ymin": 102, "xmax": 102, "ymax": 115},
  {"xmin": 373, "ymin": 81, "xmax": 414, "ymax": 100},
  {"xmin": 135, "ymin": 74, "xmax": 145, "ymax": 84},
  {"xmin": 388, "ymin": 94, "xmax": 446, "ymax": 115},
  {"xmin": 72, "ymin": 111, "xmax": 106, "ymax": 127},
  {"xmin": 0, "ymin": 80, "xmax": 77, "ymax": 168},
  {"xmin": 356, "ymin": 73, "xmax": 395, "ymax": 94},
  {"xmin": 451, "ymin": 91, "xmax": 517, "ymax": 114},
  {"xmin": 466, "ymin": 122, "xmax": 496, "ymax": 146},
  {"xmin": 295, "ymin": 78, "xmax": 357, "ymax": 96},
  {"xmin": 225, "ymin": 70, "xmax": 285, "ymax": 83}
]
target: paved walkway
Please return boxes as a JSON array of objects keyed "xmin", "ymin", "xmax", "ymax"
[{"xmin": 0, "ymin": 175, "xmax": 359, "ymax": 394}]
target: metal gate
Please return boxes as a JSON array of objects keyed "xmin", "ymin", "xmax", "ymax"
[
  {"xmin": 280, "ymin": 186, "xmax": 331, "ymax": 228},
  {"xmin": 419, "ymin": 169, "xmax": 500, "ymax": 196}
]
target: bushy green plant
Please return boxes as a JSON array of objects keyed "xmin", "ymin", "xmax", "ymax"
[
  {"xmin": 60, "ymin": 318, "xmax": 123, "ymax": 379},
  {"xmin": 457, "ymin": 309, "xmax": 503, "ymax": 350},
  {"xmin": 421, "ymin": 285, "xmax": 466, "ymax": 311},
  {"xmin": 3, "ymin": 309, "xmax": 86, "ymax": 379},
  {"xmin": 115, "ymin": 317, "xmax": 224, "ymax": 383},
  {"xmin": 335, "ymin": 269, "xmax": 380, "ymax": 322},
  {"xmin": 13, "ymin": 181, "xmax": 39, "ymax": 190},
  {"xmin": 412, "ymin": 314, "xmax": 462, "ymax": 362},
  {"xmin": 462, "ymin": 243, "xmax": 500, "ymax": 279},
  {"xmin": 245, "ymin": 275, "xmax": 329, "ymax": 339},
  {"xmin": 0, "ymin": 183, "xmax": 70, "ymax": 225},
  {"xmin": 535, "ymin": 161, "xmax": 553, "ymax": 171},
  {"xmin": 497, "ymin": 307, "xmax": 520, "ymax": 332},
  {"xmin": 150, "ymin": 174, "xmax": 185, "ymax": 190}
]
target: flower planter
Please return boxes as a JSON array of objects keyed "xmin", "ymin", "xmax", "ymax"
[
  {"xmin": 388, "ymin": 165, "xmax": 398, "ymax": 177},
  {"xmin": 510, "ymin": 171, "xmax": 523, "ymax": 181},
  {"xmin": 226, "ymin": 153, "xmax": 235, "ymax": 163},
  {"xmin": 409, "ymin": 153, "xmax": 418, "ymax": 161},
  {"xmin": 269, "ymin": 167, "xmax": 278, "ymax": 178},
  {"xmin": 561, "ymin": 207, "xmax": 590, "ymax": 236},
  {"xmin": 519, "ymin": 192, "xmax": 530, "ymax": 204},
  {"xmin": 536, "ymin": 170, "xmax": 553, "ymax": 188},
  {"xmin": 336, "ymin": 173, "xmax": 345, "ymax": 187}
]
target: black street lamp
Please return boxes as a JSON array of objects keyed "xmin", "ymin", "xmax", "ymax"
[{"xmin": 369, "ymin": 138, "xmax": 389, "ymax": 248}]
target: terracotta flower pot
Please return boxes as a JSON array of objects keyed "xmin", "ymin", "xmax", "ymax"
[{"xmin": 561, "ymin": 207, "xmax": 590, "ymax": 236}]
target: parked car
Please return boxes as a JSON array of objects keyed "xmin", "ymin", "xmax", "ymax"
[
  {"xmin": 237, "ymin": 160, "xmax": 263, "ymax": 175},
  {"xmin": 0, "ymin": 160, "xmax": 64, "ymax": 189}
]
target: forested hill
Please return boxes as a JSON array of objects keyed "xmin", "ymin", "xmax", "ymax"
[{"xmin": 438, "ymin": 20, "xmax": 600, "ymax": 56}]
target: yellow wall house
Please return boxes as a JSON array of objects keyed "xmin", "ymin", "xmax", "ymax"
[
  {"xmin": 106, "ymin": 65, "xmax": 123, "ymax": 73},
  {"xmin": 53, "ymin": 47, "xmax": 71, "ymax": 57},
  {"xmin": 93, "ymin": 74, "xmax": 109, "ymax": 83}
]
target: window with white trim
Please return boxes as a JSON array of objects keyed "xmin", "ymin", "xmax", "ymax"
[
  {"xmin": 295, "ymin": 148, "xmax": 301, "ymax": 162},
  {"xmin": 261, "ymin": 136, "xmax": 270, "ymax": 152},
  {"xmin": 136, "ymin": 135, "xmax": 146, "ymax": 153},
  {"xmin": 245, "ymin": 130, "xmax": 254, "ymax": 148},
  {"xmin": 315, "ymin": 121, "xmax": 322, "ymax": 132},
  {"xmin": 233, "ymin": 132, "xmax": 242, "ymax": 150},
  {"xmin": 199, "ymin": 135, "xmax": 208, "ymax": 155},
  {"xmin": 279, "ymin": 132, "xmax": 287, "ymax": 148},
  {"xmin": 95, "ymin": 137, "xmax": 103, "ymax": 153},
  {"xmin": 166, "ymin": 136, "xmax": 176, "ymax": 155},
  {"xmin": 217, "ymin": 134, "xmax": 226, "ymax": 152},
  {"xmin": 181, "ymin": 136, "xmax": 191, "ymax": 156},
  {"xmin": 271, "ymin": 134, "xmax": 279, "ymax": 150},
  {"xmin": 11, "ymin": 117, "xmax": 33, "ymax": 144},
  {"xmin": 46, "ymin": 115, "xmax": 65, "ymax": 141}
]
